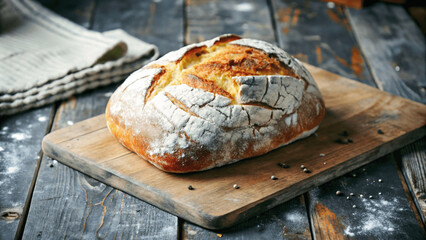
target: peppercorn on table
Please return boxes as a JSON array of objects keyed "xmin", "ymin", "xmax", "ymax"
[{"xmin": 1, "ymin": 0, "xmax": 425, "ymax": 239}]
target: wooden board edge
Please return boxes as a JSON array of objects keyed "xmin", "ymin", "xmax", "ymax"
[
  {"xmin": 41, "ymin": 137, "xmax": 221, "ymax": 228},
  {"xmin": 42, "ymin": 114, "xmax": 107, "ymax": 145},
  {"xmin": 42, "ymin": 119, "xmax": 426, "ymax": 229},
  {"xmin": 210, "ymin": 126, "xmax": 426, "ymax": 229}
]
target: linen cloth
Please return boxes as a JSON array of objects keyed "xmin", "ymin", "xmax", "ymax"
[{"xmin": 0, "ymin": 0, "xmax": 159, "ymax": 115}]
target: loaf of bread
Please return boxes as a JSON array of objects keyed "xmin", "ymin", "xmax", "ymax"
[{"xmin": 106, "ymin": 34, "xmax": 325, "ymax": 173}]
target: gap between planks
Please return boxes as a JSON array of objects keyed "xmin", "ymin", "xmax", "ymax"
[
  {"xmin": 394, "ymin": 154, "xmax": 426, "ymax": 230},
  {"xmin": 344, "ymin": 4, "xmax": 426, "ymax": 225},
  {"xmin": 14, "ymin": 103, "xmax": 58, "ymax": 240}
]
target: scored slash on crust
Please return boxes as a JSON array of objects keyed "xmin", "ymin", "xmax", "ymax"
[{"xmin": 106, "ymin": 34, "xmax": 325, "ymax": 173}]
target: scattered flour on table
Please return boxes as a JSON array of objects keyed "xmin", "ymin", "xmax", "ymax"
[
  {"xmin": 285, "ymin": 211, "xmax": 305, "ymax": 223},
  {"xmin": 344, "ymin": 227, "xmax": 355, "ymax": 237},
  {"xmin": 6, "ymin": 166, "xmax": 18, "ymax": 174},
  {"xmin": 11, "ymin": 132, "xmax": 30, "ymax": 140},
  {"xmin": 281, "ymin": 209, "xmax": 309, "ymax": 234},
  {"xmin": 344, "ymin": 197, "xmax": 406, "ymax": 237},
  {"xmin": 159, "ymin": 226, "xmax": 175, "ymax": 236},
  {"xmin": 0, "ymin": 142, "xmax": 21, "ymax": 190},
  {"xmin": 235, "ymin": 3, "xmax": 254, "ymax": 12},
  {"xmin": 1, "ymin": 142, "xmax": 21, "ymax": 172}
]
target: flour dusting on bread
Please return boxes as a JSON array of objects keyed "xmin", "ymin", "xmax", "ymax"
[{"xmin": 106, "ymin": 34, "xmax": 325, "ymax": 173}]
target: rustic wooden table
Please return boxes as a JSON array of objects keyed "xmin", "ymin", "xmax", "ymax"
[{"xmin": 1, "ymin": 0, "xmax": 425, "ymax": 239}]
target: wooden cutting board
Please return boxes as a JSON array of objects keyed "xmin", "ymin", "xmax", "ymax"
[{"xmin": 42, "ymin": 64, "xmax": 426, "ymax": 230}]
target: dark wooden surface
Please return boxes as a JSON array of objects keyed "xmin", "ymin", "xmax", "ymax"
[
  {"xmin": 40, "ymin": 63, "xmax": 426, "ymax": 230},
  {"xmin": 347, "ymin": 3, "xmax": 426, "ymax": 104},
  {"xmin": 271, "ymin": 0, "xmax": 375, "ymax": 86},
  {"xmin": 308, "ymin": 157, "xmax": 424, "ymax": 239},
  {"xmin": 0, "ymin": 106, "xmax": 52, "ymax": 240},
  {"xmin": 22, "ymin": 88, "xmax": 178, "ymax": 240},
  {"xmin": 0, "ymin": 0, "xmax": 424, "ymax": 239}
]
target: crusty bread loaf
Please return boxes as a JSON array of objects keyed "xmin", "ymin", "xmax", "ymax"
[{"xmin": 106, "ymin": 34, "xmax": 325, "ymax": 173}]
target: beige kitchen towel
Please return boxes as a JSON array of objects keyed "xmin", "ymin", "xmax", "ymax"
[{"xmin": 0, "ymin": 0, "xmax": 159, "ymax": 116}]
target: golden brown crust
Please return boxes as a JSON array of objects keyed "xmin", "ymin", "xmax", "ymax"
[
  {"xmin": 189, "ymin": 44, "xmax": 298, "ymax": 79},
  {"xmin": 181, "ymin": 74, "xmax": 233, "ymax": 99},
  {"xmin": 106, "ymin": 101, "xmax": 213, "ymax": 172},
  {"xmin": 106, "ymin": 34, "xmax": 325, "ymax": 173}
]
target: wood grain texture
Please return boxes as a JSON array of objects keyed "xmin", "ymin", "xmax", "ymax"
[
  {"xmin": 6, "ymin": 0, "xmax": 424, "ymax": 238},
  {"xmin": 22, "ymin": 0, "xmax": 181, "ymax": 238},
  {"xmin": 185, "ymin": 0, "xmax": 275, "ymax": 44},
  {"xmin": 347, "ymin": 3, "xmax": 426, "ymax": 104},
  {"xmin": 347, "ymin": 3, "xmax": 426, "ymax": 224},
  {"xmin": 321, "ymin": 0, "xmax": 364, "ymax": 9},
  {"xmin": 271, "ymin": 1, "xmax": 426, "ymax": 237},
  {"xmin": 309, "ymin": 156, "xmax": 425, "ymax": 239},
  {"xmin": 271, "ymin": 0, "xmax": 374, "ymax": 86},
  {"xmin": 23, "ymin": 87, "xmax": 178, "ymax": 239},
  {"xmin": 92, "ymin": 0, "xmax": 184, "ymax": 55},
  {"xmin": 399, "ymin": 139, "xmax": 426, "ymax": 224},
  {"xmin": 183, "ymin": 196, "xmax": 311, "ymax": 240},
  {"xmin": 184, "ymin": 0, "xmax": 311, "ymax": 236},
  {"xmin": 6, "ymin": 1, "xmax": 95, "ymax": 239},
  {"xmin": 41, "ymin": 65, "xmax": 426, "ymax": 230},
  {"xmin": 0, "ymin": 106, "xmax": 52, "ymax": 240}
]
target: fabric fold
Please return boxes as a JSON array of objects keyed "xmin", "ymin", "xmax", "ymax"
[{"xmin": 0, "ymin": 0, "xmax": 159, "ymax": 116}]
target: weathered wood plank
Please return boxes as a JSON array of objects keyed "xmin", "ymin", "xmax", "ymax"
[
  {"xmin": 183, "ymin": 0, "xmax": 311, "ymax": 236},
  {"xmin": 271, "ymin": 0, "xmax": 375, "ymax": 86},
  {"xmin": 393, "ymin": 153, "xmax": 426, "ymax": 229},
  {"xmin": 1, "ymin": 0, "xmax": 95, "ymax": 238},
  {"xmin": 22, "ymin": 0, "xmax": 183, "ymax": 238},
  {"xmin": 321, "ymin": 0, "xmax": 364, "ymax": 9},
  {"xmin": 0, "ymin": 106, "xmax": 53, "ymax": 240},
  {"xmin": 183, "ymin": 196, "xmax": 311, "ymax": 240},
  {"xmin": 308, "ymin": 157, "xmax": 425, "ymax": 239},
  {"xmin": 12, "ymin": 0, "xmax": 422, "ymax": 239},
  {"xmin": 399, "ymin": 138, "xmax": 426, "ymax": 224},
  {"xmin": 347, "ymin": 3, "xmax": 426, "ymax": 225},
  {"xmin": 270, "ymin": 0, "xmax": 425, "ymax": 237},
  {"xmin": 347, "ymin": 3, "xmax": 425, "ymax": 104},
  {"xmin": 185, "ymin": 0, "xmax": 275, "ymax": 44},
  {"xmin": 23, "ymin": 87, "xmax": 178, "ymax": 239},
  {"xmin": 41, "ymin": 64, "xmax": 426, "ymax": 230},
  {"xmin": 92, "ymin": 0, "xmax": 184, "ymax": 55}
]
